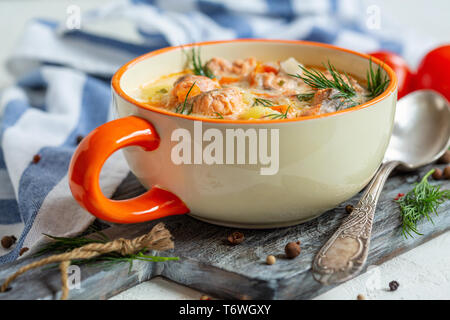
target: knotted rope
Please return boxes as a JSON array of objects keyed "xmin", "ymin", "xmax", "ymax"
[{"xmin": 0, "ymin": 223, "xmax": 173, "ymax": 300}]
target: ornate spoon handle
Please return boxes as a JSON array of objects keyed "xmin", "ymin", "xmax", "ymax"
[{"xmin": 312, "ymin": 160, "xmax": 400, "ymax": 285}]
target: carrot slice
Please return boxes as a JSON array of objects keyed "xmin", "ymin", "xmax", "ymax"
[
  {"xmin": 219, "ymin": 76, "xmax": 240, "ymax": 85},
  {"xmin": 263, "ymin": 65, "xmax": 278, "ymax": 74},
  {"xmin": 255, "ymin": 64, "xmax": 278, "ymax": 74},
  {"xmin": 269, "ymin": 104, "xmax": 289, "ymax": 113},
  {"xmin": 252, "ymin": 92, "xmax": 279, "ymax": 98}
]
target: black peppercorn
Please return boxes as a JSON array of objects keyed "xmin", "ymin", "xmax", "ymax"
[
  {"xmin": 285, "ymin": 241, "xmax": 301, "ymax": 259},
  {"xmin": 389, "ymin": 280, "xmax": 399, "ymax": 291},
  {"xmin": 32, "ymin": 154, "xmax": 41, "ymax": 164},
  {"xmin": 432, "ymin": 168, "xmax": 443, "ymax": 180},
  {"xmin": 1, "ymin": 235, "xmax": 17, "ymax": 249},
  {"xmin": 76, "ymin": 135, "xmax": 84, "ymax": 145},
  {"xmin": 227, "ymin": 231, "xmax": 245, "ymax": 245},
  {"xmin": 19, "ymin": 247, "xmax": 29, "ymax": 256},
  {"xmin": 345, "ymin": 204, "xmax": 354, "ymax": 214},
  {"xmin": 438, "ymin": 150, "xmax": 450, "ymax": 164},
  {"xmin": 444, "ymin": 166, "xmax": 450, "ymax": 179}
]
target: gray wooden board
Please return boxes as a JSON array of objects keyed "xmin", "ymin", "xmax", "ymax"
[{"xmin": 1, "ymin": 164, "xmax": 449, "ymax": 300}]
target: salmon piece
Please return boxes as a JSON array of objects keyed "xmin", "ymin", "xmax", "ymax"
[
  {"xmin": 205, "ymin": 57, "xmax": 232, "ymax": 77},
  {"xmin": 205, "ymin": 57, "xmax": 257, "ymax": 78},
  {"xmin": 300, "ymin": 89, "xmax": 328, "ymax": 116},
  {"xmin": 248, "ymin": 71, "xmax": 275, "ymax": 89},
  {"xmin": 311, "ymin": 88, "xmax": 341, "ymax": 114},
  {"xmin": 171, "ymin": 74, "xmax": 219, "ymax": 103},
  {"xmin": 311, "ymin": 88, "xmax": 357, "ymax": 114},
  {"xmin": 311, "ymin": 89, "xmax": 332, "ymax": 106},
  {"xmin": 191, "ymin": 87, "xmax": 244, "ymax": 116},
  {"xmin": 262, "ymin": 73, "xmax": 278, "ymax": 90},
  {"xmin": 348, "ymin": 76, "xmax": 365, "ymax": 94},
  {"xmin": 249, "ymin": 71, "xmax": 300, "ymax": 91},
  {"xmin": 231, "ymin": 57, "xmax": 257, "ymax": 76}
]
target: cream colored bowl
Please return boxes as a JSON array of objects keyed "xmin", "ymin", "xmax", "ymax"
[{"xmin": 69, "ymin": 39, "xmax": 397, "ymax": 228}]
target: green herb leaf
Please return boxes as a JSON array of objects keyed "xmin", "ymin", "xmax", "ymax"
[
  {"xmin": 36, "ymin": 230, "xmax": 178, "ymax": 270},
  {"xmin": 289, "ymin": 61, "xmax": 356, "ymax": 100},
  {"xmin": 252, "ymin": 97, "xmax": 274, "ymax": 107},
  {"xmin": 176, "ymin": 81, "xmax": 196, "ymax": 114},
  {"xmin": 366, "ymin": 58, "xmax": 390, "ymax": 99},
  {"xmin": 191, "ymin": 47, "xmax": 214, "ymax": 79},
  {"xmin": 265, "ymin": 106, "xmax": 291, "ymax": 120},
  {"xmin": 335, "ymin": 98, "xmax": 359, "ymax": 111},
  {"xmin": 214, "ymin": 112, "xmax": 224, "ymax": 119},
  {"xmin": 396, "ymin": 169, "xmax": 450, "ymax": 238},
  {"xmin": 296, "ymin": 92, "xmax": 315, "ymax": 102}
]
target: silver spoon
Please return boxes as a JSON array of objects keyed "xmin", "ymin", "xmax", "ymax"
[{"xmin": 312, "ymin": 90, "xmax": 450, "ymax": 285}]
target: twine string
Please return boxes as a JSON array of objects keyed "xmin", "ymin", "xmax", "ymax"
[{"xmin": 0, "ymin": 223, "xmax": 173, "ymax": 300}]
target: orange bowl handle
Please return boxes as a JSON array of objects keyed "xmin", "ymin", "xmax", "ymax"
[{"xmin": 68, "ymin": 116, "xmax": 189, "ymax": 223}]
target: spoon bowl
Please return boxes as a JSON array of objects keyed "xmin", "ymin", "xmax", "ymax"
[
  {"xmin": 313, "ymin": 89, "xmax": 450, "ymax": 285},
  {"xmin": 385, "ymin": 90, "xmax": 450, "ymax": 169}
]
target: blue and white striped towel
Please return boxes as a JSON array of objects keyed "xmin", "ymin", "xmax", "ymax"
[{"xmin": 0, "ymin": 0, "xmax": 438, "ymax": 263}]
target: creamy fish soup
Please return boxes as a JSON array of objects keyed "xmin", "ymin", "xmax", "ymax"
[{"xmin": 138, "ymin": 50, "xmax": 389, "ymax": 120}]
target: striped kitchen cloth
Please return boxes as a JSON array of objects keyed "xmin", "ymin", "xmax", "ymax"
[{"xmin": 0, "ymin": 0, "xmax": 437, "ymax": 263}]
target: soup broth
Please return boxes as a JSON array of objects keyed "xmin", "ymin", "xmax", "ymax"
[{"xmin": 137, "ymin": 52, "xmax": 387, "ymax": 120}]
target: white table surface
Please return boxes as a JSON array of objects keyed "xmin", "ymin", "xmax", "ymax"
[{"xmin": 1, "ymin": 0, "xmax": 449, "ymax": 300}]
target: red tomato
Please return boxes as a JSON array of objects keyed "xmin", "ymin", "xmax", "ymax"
[
  {"xmin": 415, "ymin": 45, "xmax": 450, "ymax": 101},
  {"xmin": 369, "ymin": 51, "xmax": 414, "ymax": 99}
]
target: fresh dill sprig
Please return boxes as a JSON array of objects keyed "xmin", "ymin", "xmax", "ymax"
[
  {"xmin": 366, "ymin": 58, "xmax": 390, "ymax": 99},
  {"xmin": 190, "ymin": 47, "xmax": 214, "ymax": 79},
  {"xmin": 99, "ymin": 251, "xmax": 178, "ymax": 272},
  {"xmin": 290, "ymin": 61, "xmax": 356, "ymax": 100},
  {"xmin": 36, "ymin": 230, "xmax": 178, "ymax": 272},
  {"xmin": 265, "ymin": 106, "xmax": 291, "ymax": 120},
  {"xmin": 176, "ymin": 81, "xmax": 196, "ymax": 114},
  {"xmin": 252, "ymin": 97, "xmax": 274, "ymax": 107},
  {"xmin": 396, "ymin": 169, "xmax": 450, "ymax": 238},
  {"xmin": 335, "ymin": 98, "xmax": 359, "ymax": 111},
  {"xmin": 296, "ymin": 92, "xmax": 315, "ymax": 102}
]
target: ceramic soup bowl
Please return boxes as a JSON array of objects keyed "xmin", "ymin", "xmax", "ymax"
[{"xmin": 69, "ymin": 39, "xmax": 397, "ymax": 228}]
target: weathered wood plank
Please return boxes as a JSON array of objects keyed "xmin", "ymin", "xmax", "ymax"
[{"xmin": 0, "ymin": 165, "xmax": 449, "ymax": 300}]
